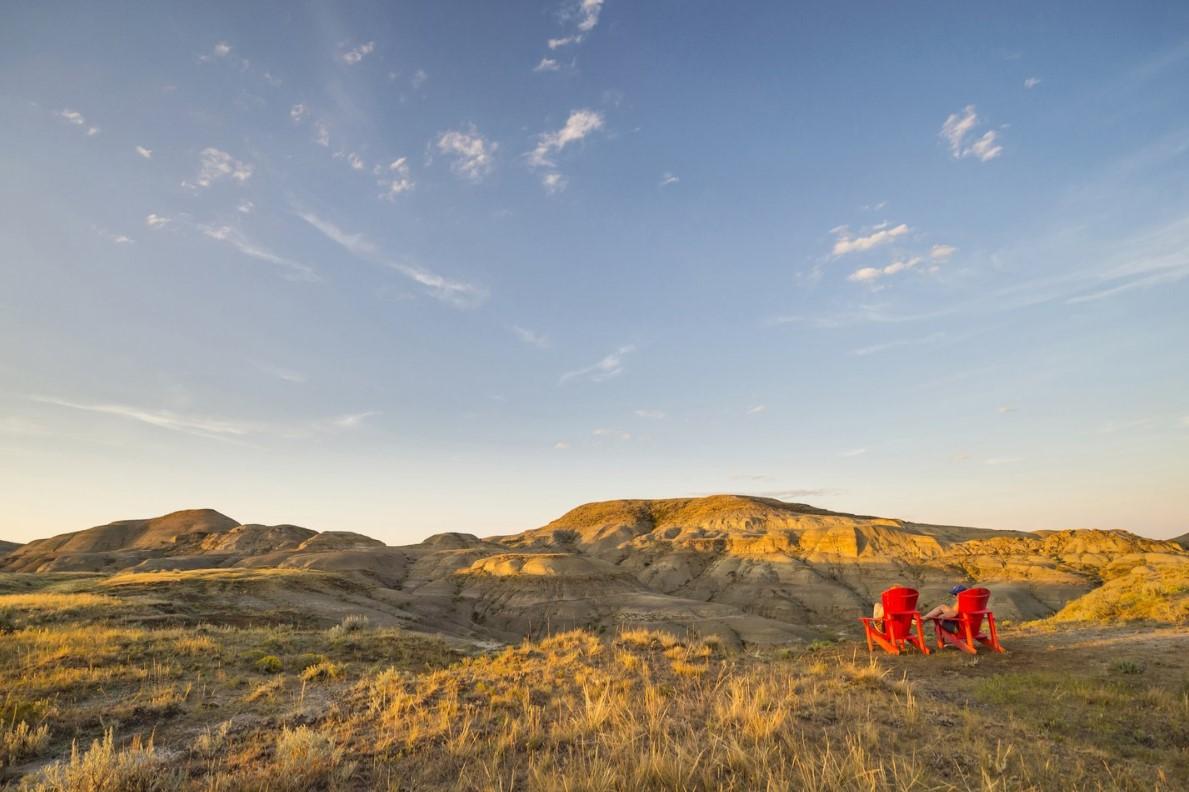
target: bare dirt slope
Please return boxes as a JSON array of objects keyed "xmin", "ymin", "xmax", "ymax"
[{"xmin": 3, "ymin": 496, "xmax": 1185, "ymax": 645}]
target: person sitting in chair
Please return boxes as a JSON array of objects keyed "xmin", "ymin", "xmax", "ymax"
[{"xmin": 923, "ymin": 584, "xmax": 968, "ymax": 632}]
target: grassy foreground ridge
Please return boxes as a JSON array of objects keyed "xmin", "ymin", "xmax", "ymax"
[{"xmin": 1, "ymin": 567, "xmax": 1186, "ymax": 791}]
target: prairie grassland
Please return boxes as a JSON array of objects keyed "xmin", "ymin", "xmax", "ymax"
[{"xmin": 1, "ymin": 573, "xmax": 1186, "ymax": 791}]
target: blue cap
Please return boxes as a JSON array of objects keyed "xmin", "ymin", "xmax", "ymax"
[{"xmin": 950, "ymin": 584, "xmax": 969, "ymax": 596}]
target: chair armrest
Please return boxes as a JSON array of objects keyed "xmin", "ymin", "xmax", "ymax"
[{"xmin": 960, "ymin": 610, "xmax": 992, "ymax": 617}]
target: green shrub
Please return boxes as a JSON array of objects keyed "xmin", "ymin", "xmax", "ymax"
[{"xmin": 254, "ymin": 655, "xmax": 283, "ymax": 674}]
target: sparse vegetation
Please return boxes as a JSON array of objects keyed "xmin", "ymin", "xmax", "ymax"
[{"xmin": 0, "ymin": 588, "xmax": 1184, "ymax": 790}]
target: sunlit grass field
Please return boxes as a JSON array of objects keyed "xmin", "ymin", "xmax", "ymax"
[{"xmin": 1, "ymin": 571, "xmax": 1186, "ymax": 790}]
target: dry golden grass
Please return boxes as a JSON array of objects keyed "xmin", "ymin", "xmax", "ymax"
[{"xmin": 3, "ymin": 571, "xmax": 1186, "ymax": 791}]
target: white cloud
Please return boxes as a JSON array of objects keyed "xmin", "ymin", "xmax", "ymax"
[
  {"xmin": 659, "ymin": 172, "xmax": 679, "ymax": 187},
  {"xmin": 347, "ymin": 152, "xmax": 366, "ymax": 171},
  {"xmin": 512, "ymin": 326, "xmax": 550, "ymax": 348},
  {"xmin": 59, "ymin": 109, "xmax": 98, "ymax": 135},
  {"xmin": 135, "ymin": 146, "xmax": 153, "ymax": 159},
  {"xmin": 145, "ymin": 213, "xmax": 170, "ymax": 228},
  {"xmin": 851, "ymin": 332, "xmax": 945, "ymax": 357},
  {"xmin": 314, "ymin": 121, "xmax": 331, "ymax": 147},
  {"xmin": 290, "ymin": 103, "xmax": 309, "ymax": 123},
  {"xmin": 560, "ymin": 345, "xmax": 635, "ymax": 384},
  {"xmin": 747, "ymin": 405, "xmax": 767, "ymax": 415},
  {"xmin": 553, "ymin": 441, "xmax": 570, "ymax": 450},
  {"xmin": 848, "ymin": 255, "xmax": 926, "ymax": 284},
  {"xmin": 997, "ymin": 405, "xmax": 1018, "ymax": 414},
  {"xmin": 330, "ymin": 411, "xmax": 378, "ymax": 429},
  {"xmin": 968, "ymin": 131, "xmax": 1003, "ymax": 162},
  {"xmin": 541, "ymin": 172, "xmax": 567, "ymax": 194},
  {"xmin": 831, "ymin": 223, "xmax": 909, "ymax": 256},
  {"xmin": 592, "ymin": 427, "xmax": 631, "ymax": 441},
  {"xmin": 847, "ymin": 267, "xmax": 882, "ymax": 283},
  {"xmin": 33, "ymin": 396, "xmax": 258, "ymax": 441},
  {"xmin": 237, "ymin": 200, "xmax": 255, "ymax": 214},
  {"xmin": 940, "ymin": 105, "xmax": 1003, "ymax": 162},
  {"xmin": 339, "ymin": 41, "xmax": 375, "ymax": 65},
  {"xmin": 534, "ymin": 58, "xmax": 561, "ymax": 72},
  {"xmin": 200, "ymin": 225, "xmax": 318, "ymax": 282},
  {"xmin": 378, "ymin": 158, "xmax": 415, "ymax": 200},
  {"xmin": 634, "ymin": 409, "xmax": 666, "ymax": 419},
  {"xmin": 930, "ymin": 243, "xmax": 957, "ymax": 260},
  {"xmin": 34, "ymin": 395, "xmax": 373, "ymax": 443},
  {"xmin": 96, "ymin": 228, "xmax": 133, "ymax": 245},
  {"xmin": 411, "ymin": 69, "xmax": 428, "ymax": 89},
  {"xmin": 1024, "ymin": 77, "xmax": 1041, "ymax": 89},
  {"xmin": 213, "ymin": 41, "xmax": 232, "ymax": 58},
  {"xmin": 840, "ymin": 448, "xmax": 867, "ymax": 458},
  {"xmin": 576, "ymin": 0, "xmax": 604, "ymax": 32},
  {"xmin": 296, "ymin": 210, "xmax": 485, "ymax": 308},
  {"xmin": 548, "ymin": 0, "xmax": 604, "ymax": 48},
  {"xmin": 529, "ymin": 109, "xmax": 604, "ymax": 168},
  {"xmin": 185, "ymin": 147, "xmax": 253, "ymax": 189},
  {"xmin": 436, "ymin": 127, "xmax": 497, "ymax": 182}
]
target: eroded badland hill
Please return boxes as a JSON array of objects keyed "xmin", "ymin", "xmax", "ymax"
[{"xmin": 2, "ymin": 496, "xmax": 1186, "ymax": 789}]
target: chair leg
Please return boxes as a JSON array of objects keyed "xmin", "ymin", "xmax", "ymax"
[
  {"xmin": 986, "ymin": 613, "xmax": 1005, "ymax": 653},
  {"xmin": 913, "ymin": 614, "xmax": 930, "ymax": 655},
  {"xmin": 962, "ymin": 618, "xmax": 977, "ymax": 654}
]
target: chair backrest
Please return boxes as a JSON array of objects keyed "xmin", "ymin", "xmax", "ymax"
[
  {"xmin": 880, "ymin": 586, "xmax": 920, "ymax": 639},
  {"xmin": 957, "ymin": 587, "xmax": 991, "ymax": 634}
]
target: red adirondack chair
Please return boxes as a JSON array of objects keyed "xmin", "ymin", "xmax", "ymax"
[
  {"xmin": 859, "ymin": 586, "xmax": 930, "ymax": 655},
  {"xmin": 927, "ymin": 587, "xmax": 1006, "ymax": 654}
]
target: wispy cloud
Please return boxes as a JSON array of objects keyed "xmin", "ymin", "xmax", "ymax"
[
  {"xmin": 592, "ymin": 427, "xmax": 632, "ymax": 441},
  {"xmin": 33, "ymin": 396, "xmax": 260, "ymax": 442},
  {"xmin": 929, "ymin": 243, "xmax": 957, "ymax": 261},
  {"xmin": 546, "ymin": 0, "xmax": 604, "ymax": 49},
  {"xmin": 376, "ymin": 158, "xmax": 415, "ymax": 200},
  {"xmin": 659, "ymin": 172, "xmax": 679, "ymax": 187},
  {"xmin": 831, "ymin": 223, "xmax": 909, "ymax": 256},
  {"xmin": 534, "ymin": 58, "xmax": 561, "ymax": 73},
  {"xmin": 847, "ymin": 256, "xmax": 924, "ymax": 284},
  {"xmin": 1024, "ymin": 77, "xmax": 1041, "ymax": 89},
  {"xmin": 436, "ymin": 127, "xmax": 497, "ymax": 182},
  {"xmin": 560, "ymin": 345, "xmax": 634, "ymax": 384},
  {"xmin": 135, "ymin": 145, "xmax": 153, "ymax": 159},
  {"xmin": 940, "ymin": 105, "xmax": 1002, "ymax": 162},
  {"xmin": 95, "ymin": 228, "xmax": 134, "ymax": 245},
  {"xmin": 747, "ymin": 405, "xmax": 767, "ymax": 415},
  {"xmin": 183, "ymin": 147, "xmax": 253, "ymax": 190},
  {"xmin": 58, "ymin": 108, "xmax": 99, "ymax": 136},
  {"xmin": 339, "ymin": 41, "xmax": 375, "ymax": 65},
  {"xmin": 200, "ymin": 225, "xmax": 318, "ymax": 282},
  {"xmin": 512, "ymin": 326, "xmax": 550, "ymax": 348},
  {"xmin": 839, "ymin": 447, "xmax": 867, "ymax": 457},
  {"xmin": 541, "ymin": 172, "xmax": 567, "ymax": 194},
  {"xmin": 528, "ymin": 109, "xmax": 604, "ymax": 191},
  {"xmin": 33, "ymin": 396, "xmax": 376, "ymax": 443},
  {"xmin": 528, "ymin": 109, "xmax": 604, "ymax": 168},
  {"xmin": 634, "ymin": 409, "xmax": 666, "ymax": 419},
  {"xmin": 553, "ymin": 440, "xmax": 571, "ymax": 450},
  {"xmin": 296, "ymin": 210, "xmax": 485, "ymax": 307},
  {"xmin": 145, "ymin": 213, "xmax": 171, "ymax": 228},
  {"xmin": 851, "ymin": 332, "xmax": 945, "ymax": 356}
]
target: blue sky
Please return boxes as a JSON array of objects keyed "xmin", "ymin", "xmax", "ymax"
[{"xmin": 1, "ymin": 1, "xmax": 1187, "ymax": 543}]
